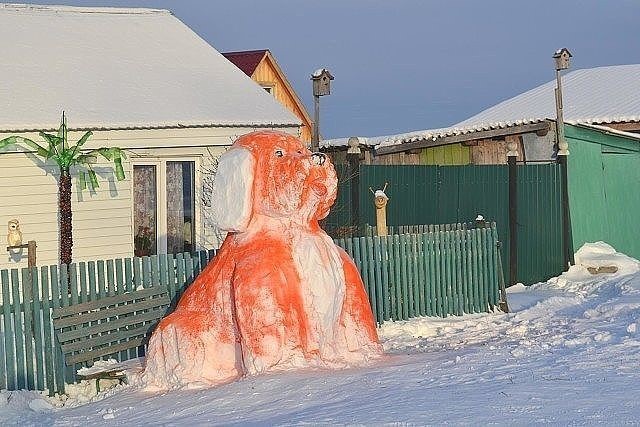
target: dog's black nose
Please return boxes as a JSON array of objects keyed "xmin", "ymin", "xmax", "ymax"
[{"xmin": 311, "ymin": 152, "xmax": 326, "ymax": 166}]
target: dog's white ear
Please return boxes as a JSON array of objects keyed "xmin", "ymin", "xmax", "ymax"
[{"xmin": 212, "ymin": 147, "xmax": 254, "ymax": 232}]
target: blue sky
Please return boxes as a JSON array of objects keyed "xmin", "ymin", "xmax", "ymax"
[{"xmin": 21, "ymin": 0, "xmax": 640, "ymax": 138}]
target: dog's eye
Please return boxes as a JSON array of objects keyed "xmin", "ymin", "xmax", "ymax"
[{"xmin": 275, "ymin": 150, "xmax": 284, "ymax": 157}]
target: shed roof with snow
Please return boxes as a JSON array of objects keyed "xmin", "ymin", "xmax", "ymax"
[
  {"xmin": 0, "ymin": 4, "xmax": 300, "ymax": 131},
  {"xmin": 322, "ymin": 64, "xmax": 640, "ymax": 151}
]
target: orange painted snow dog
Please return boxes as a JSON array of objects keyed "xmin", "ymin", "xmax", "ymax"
[{"xmin": 144, "ymin": 131, "xmax": 382, "ymax": 389}]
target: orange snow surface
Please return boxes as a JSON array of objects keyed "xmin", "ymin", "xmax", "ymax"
[{"xmin": 143, "ymin": 131, "xmax": 382, "ymax": 389}]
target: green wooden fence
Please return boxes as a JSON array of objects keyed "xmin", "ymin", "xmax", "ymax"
[
  {"xmin": 0, "ymin": 250, "xmax": 215, "ymax": 396},
  {"xmin": 337, "ymin": 223, "xmax": 501, "ymax": 324},
  {"xmin": 0, "ymin": 225, "xmax": 501, "ymax": 394}
]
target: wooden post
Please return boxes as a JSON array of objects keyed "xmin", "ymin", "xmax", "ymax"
[
  {"xmin": 6, "ymin": 240, "xmax": 37, "ymax": 267},
  {"xmin": 370, "ymin": 184, "xmax": 389, "ymax": 236},
  {"xmin": 28, "ymin": 240, "xmax": 37, "ymax": 268}
]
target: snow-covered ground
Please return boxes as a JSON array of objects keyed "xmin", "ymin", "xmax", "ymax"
[{"xmin": 2, "ymin": 242, "xmax": 640, "ymax": 426}]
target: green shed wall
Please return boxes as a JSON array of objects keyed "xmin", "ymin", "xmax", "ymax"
[
  {"xmin": 421, "ymin": 143, "xmax": 471, "ymax": 165},
  {"xmin": 566, "ymin": 124, "xmax": 640, "ymax": 259}
]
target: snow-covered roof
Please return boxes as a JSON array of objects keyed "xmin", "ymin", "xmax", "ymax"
[
  {"xmin": 321, "ymin": 64, "xmax": 640, "ymax": 150},
  {"xmin": 455, "ymin": 64, "xmax": 640, "ymax": 128},
  {"xmin": 320, "ymin": 119, "xmax": 547, "ymax": 149},
  {"xmin": 0, "ymin": 4, "xmax": 301, "ymax": 131}
]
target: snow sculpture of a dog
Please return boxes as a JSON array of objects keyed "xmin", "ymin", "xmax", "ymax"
[{"xmin": 143, "ymin": 131, "xmax": 382, "ymax": 389}]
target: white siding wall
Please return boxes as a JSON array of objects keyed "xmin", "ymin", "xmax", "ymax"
[{"xmin": 0, "ymin": 125, "xmax": 299, "ymax": 269}]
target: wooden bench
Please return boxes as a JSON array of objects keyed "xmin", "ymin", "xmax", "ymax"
[{"xmin": 52, "ymin": 286, "xmax": 171, "ymax": 392}]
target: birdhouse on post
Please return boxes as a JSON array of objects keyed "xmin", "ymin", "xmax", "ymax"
[
  {"xmin": 311, "ymin": 68, "xmax": 334, "ymax": 96},
  {"xmin": 553, "ymin": 48, "xmax": 572, "ymax": 71}
]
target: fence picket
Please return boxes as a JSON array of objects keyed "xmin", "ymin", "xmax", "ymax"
[
  {"xmin": 399, "ymin": 234, "xmax": 409, "ymax": 320},
  {"xmin": 373, "ymin": 236, "xmax": 384, "ymax": 324},
  {"xmin": 78, "ymin": 262, "xmax": 87, "ymax": 303},
  {"xmin": 40, "ymin": 266, "xmax": 55, "ymax": 395},
  {"xmin": 379, "ymin": 236, "xmax": 391, "ymax": 321},
  {"xmin": 11, "ymin": 269, "xmax": 26, "ymax": 389},
  {"xmin": 30, "ymin": 268, "xmax": 44, "ymax": 390},
  {"xmin": 1, "ymin": 270, "xmax": 13, "ymax": 390},
  {"xmin": 49, "ymin": 265, "xmax": 66, "ymax": 394}
]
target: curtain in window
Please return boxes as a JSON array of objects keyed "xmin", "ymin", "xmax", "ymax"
[
  {"xmin": 167, "ymin": 161, "xmax": 195, "ymax": 254},
  {"xmin": 133, "ymin": 165, "xmax": 157, "ymax": 256}
]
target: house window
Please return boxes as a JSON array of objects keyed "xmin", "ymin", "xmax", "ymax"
[
  {"xmin": 262, "ymin": 85, "xmax": 274, "ymax": 94},
  {"xmin": 166, "ymin": 161, "xmax": 195, "ymax": 254},
  {"xmin": 132, "ymin": 159, "xmax": 197, "ymax": 256}
]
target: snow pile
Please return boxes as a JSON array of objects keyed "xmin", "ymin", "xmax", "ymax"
[{"xmin": 3, "ymin": 242, "xmax": 640, "ymax": 425}]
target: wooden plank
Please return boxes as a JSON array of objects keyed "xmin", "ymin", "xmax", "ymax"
[
  {"xmin": 68, "ymin": 264, "xmax": 79, "ymax": 305},
  {"xmin": 57, "ymin": 306, "xmax": 168, "ymax": 343},
  {"xmin": 461, "ymin": 230, "xmax": 470, "ymax": 314},
  {"xmin": 132, "ymin": 257, "xmax": 142, "ymax": 289},
  {"xmin": 52, "ymin": 287, "xmax": 170, "ymax": 323},
  {"xmin": 87, "ymin": 262, "xmax": 97, "ymax": 302},
  {"xmin": 150, "ymin": 255, "xmax": 159, "ymax": 288},
  {"xmin": 472, "ymin": 229, "xmax": 481, "ymax": 313},
  {"xmin": 424, "ymin": 233, "xmax": 435, "ymax": 316},
  {"xmin": 373, "ymin": 236, "xmax": 384, "ymax": 324},
  {"xmin": 433, "ymin": 232, "xmax": 443, "ymax": 317},
  {"xmin": 416, "ymin": 233, "xmax": 426, "ymax": 317},
  {"xmin": 358, "ymin": 238, "xmax": 373, "ymax": 319},
  {"xmin": 40, "ymin": 267, "xmax": 55, "ymax": 395},
  {"xmin": 65, "ymin": 336, "xmax": 146, "ymax": 366},
  {"xmin": 454, "ymin": 230, "xmax": 464, "ymax": 316},
  {"xmin": 78, "ymin": 262, "xmax": 88, "ymax": 303},
  {"xmin": 384, "ymin": 235, "xmax": 397, "ymax": 321},
  {"xmin": 392, "ymin": 234, "xmax": 402, "ymax": 320},
  {"xmin": 106, "ymin": 260, "xmax": 116, "ymax": 295},
  {"xmin": 124, "ymin": 258, "xmax": 134, "ymax": 292},
  {"xmin": 184, "ymin": 253, "xmax": 194, "ymax": 286},
  {"xmin": 175, "ymin": 253, "xmax": 185, "ymax": 296},
  {"xmin": 411, "ymin": 234, "xmax": 421, "ymax": 318},
  {"xmin": 366, "ymin": 237, "xmax": 379, "ymax": 324},
  {"xmin": 11, "ymin": 269, "xmax": 26, "ymax": 389},
  {"xmin": 29, "ymin": 269, "xmax": 44, "ymax": 390},
  {"xmin": 49, "ymin": 265, "xmax": 66, "ymax": 394},
  {"xmin": 166, "ymin": 254, "xmax": 177, "ymax": 304},
  {"xmin": 115, "ymin": 259, "xmax": 125, "ymax": 294},
  {"xmin": 53, "ymin": 294, "xmax": 169, "ymax": 330},
  {"xmin": 60, "ymin": 319, "xmax": 163, "ymax": 355},
  {"xmin": 1, "ymin": 269, "xmax": 13, "ymax": 390},
  {"xmin": 379, "ymin": 236, "xmax": 391, "ymax": 321},
  {"xmin": 97, "ymin": 261, "xmax": 106, "ymax": 298},
  {"xmin": 399, "ymin": 234, "xmax": 409, "ymax": 320},
  {"xmin": 21, "ymin": 268, "xmax": 35, "ymax": 390},
  {"xmin": 405, "ymin": 234, "xmax": 415, "ymax": 319},
  {"xmin": 142, "ymin": 257, "xmax": 152, "ymax": 289}
]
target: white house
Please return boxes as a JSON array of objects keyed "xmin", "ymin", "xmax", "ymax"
[{"xmin": 0, "ymin": 4, "xmax": 302, "ymax": 269}]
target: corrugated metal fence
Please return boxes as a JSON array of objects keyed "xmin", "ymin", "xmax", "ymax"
[
  {"xmin": 0, "ymin": 225, "xmax": 501, "ymax": 394},
  {"xmin": 324, "ymin": 163, "xmax": 563, "ymax": 284}
]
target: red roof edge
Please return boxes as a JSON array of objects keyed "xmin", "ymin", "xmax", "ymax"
[{"xmin": 222, "ymin": 49, "xmax": 268, "ymax": 77}]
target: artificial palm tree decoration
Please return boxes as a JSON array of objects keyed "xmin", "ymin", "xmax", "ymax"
[{"xmin": 0, "ymin": 113, "xmax": 125, "ymax": 265}]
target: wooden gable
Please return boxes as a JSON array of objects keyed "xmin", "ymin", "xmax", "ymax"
[{"xmin": 251, "ymin": 51, "xmax": 313, "ymax": 143}]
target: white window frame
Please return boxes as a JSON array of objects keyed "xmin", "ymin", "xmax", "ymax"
[{"xmin": 132, "ymin": 156, "xmax": 200, "ymax": 255}]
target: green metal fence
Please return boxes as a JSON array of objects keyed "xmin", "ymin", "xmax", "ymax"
[
  {"xmin": 324, "ymin": 163, "xmax": 563, "ymax": 284},
  {"xmin": 0, "ymin": 224, "xmax": 502, "ymax": 394}
]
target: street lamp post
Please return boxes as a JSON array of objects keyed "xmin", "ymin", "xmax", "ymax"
[
  {"xmin": 553, "ymin": 48, "xmax": 575, "ymax": 268},
  {"xmin": 310, "ymin": 68, "xmax": 334, "ymax": 152}
]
